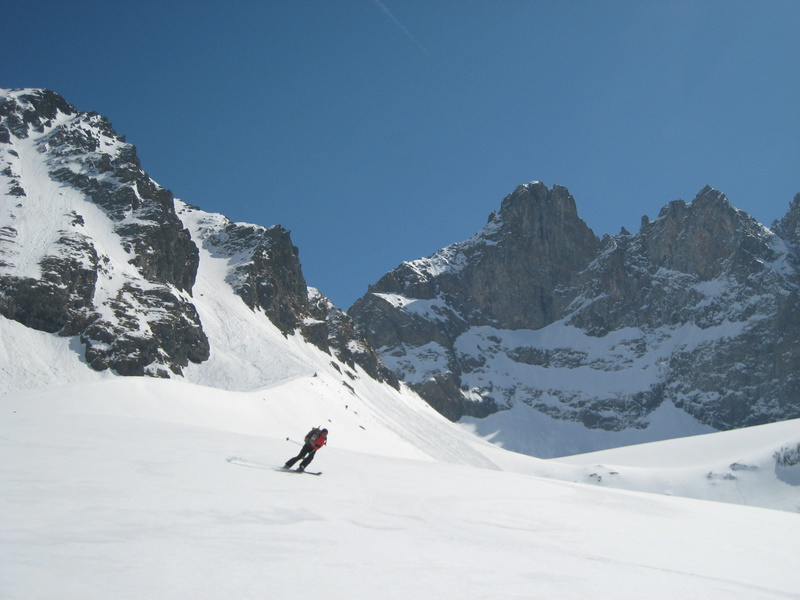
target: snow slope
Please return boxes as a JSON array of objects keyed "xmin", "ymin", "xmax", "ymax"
[
  {"xmin": 552, "ymin": 417, "xmax": 800, "ymax": 512},
  {"xmin": 2, "ymin": 378, "xmax": 799, "ymax": 600},
  {"xmin": 460, "ymin": 396, "xmax": 716, "ymax": 458}
]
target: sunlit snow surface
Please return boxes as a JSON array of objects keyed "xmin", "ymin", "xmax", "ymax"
[{"xmin": 2, "ymin": 376, "xmax": 800, "ymax": 600}]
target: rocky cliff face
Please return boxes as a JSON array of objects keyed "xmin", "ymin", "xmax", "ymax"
[
  {"xmin": 350, "ymin": 182, "xmax": 800, "ymax": 435},
  {"xmin": 0, "ymin": 88, "xmax": 393, "ymax": 386},
  {"xmin": 0, "ymin": 89, "xmax": 207, "ymax": 376},
  {"xmin": 182, "ymin": 205, "xmax": 398, "ymax": 388}
]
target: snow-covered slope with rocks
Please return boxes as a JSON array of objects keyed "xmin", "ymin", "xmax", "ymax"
[
  {"xmin": 1, "ymin": 88, "xmax": 208, "ymax": 376},
  {"xmin": 0, "ymin": 87, "xmax": 393, "ymax": 394},
  {"xmin": 350, "ymin": 182, "xmax": 800, "ymax": 457},
  {"xmin": 4, "ymin": 265, "xmax": 799, "ymax": 512}
]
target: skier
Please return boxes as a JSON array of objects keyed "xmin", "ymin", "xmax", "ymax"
[{"xmin": 284, "ymin": 427, "xmax": 328, "ymax": 472}]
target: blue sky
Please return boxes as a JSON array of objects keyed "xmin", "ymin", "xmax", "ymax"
[{"xmin": 6, "ymin": 1, "xmax": 799, "ymax": 308}]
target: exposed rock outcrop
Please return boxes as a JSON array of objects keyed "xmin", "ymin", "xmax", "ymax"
[
  {"xmin": 1, "ymin": 88, "xmax": 390, "ymax": 384},
  {"xmin": 350, "ymin": 182, "xmax": 800, "ymax": 434}
]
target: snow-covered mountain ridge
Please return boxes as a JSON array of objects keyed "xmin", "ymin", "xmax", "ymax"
[
  {"xmin": 350, "ymin": 181, "xmax": 800, "ymax": 456},
  {"xmin": 0, "ymin": 87, "xmax": 393, "ymax": 393}
]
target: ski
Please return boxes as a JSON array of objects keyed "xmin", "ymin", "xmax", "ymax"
[
  {"xmin": 276, "ymin": 467, "xmax": 322, "ymax": 476},
  {"xmin": 228, "ymin": 458, "xmax": 322, "ymax": 475}
]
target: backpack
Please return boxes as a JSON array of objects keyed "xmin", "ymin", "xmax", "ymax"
[{"xmin": 305, "ymin": 427, "xmax": 321, "ymax": 444}]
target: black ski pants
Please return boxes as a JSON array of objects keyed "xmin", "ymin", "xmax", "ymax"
[{"xmin": 284, "ymin": 443, "xmax": 317, "ymax": 469}]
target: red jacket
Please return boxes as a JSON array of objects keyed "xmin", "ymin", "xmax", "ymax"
[{"xmin": 310, "ymin": 432, "xmax": 327, "ymax": 450}]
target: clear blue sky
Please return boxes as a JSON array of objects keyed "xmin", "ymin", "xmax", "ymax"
[{"xmin": 6, "ymin": 1, "xmax": 799, "ymax": 308}]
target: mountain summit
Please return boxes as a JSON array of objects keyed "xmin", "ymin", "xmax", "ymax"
[
  {"xmin": 350, "ymin": 181, "xmax": 800, "ymax": 454},
  {"xmin": 0, "ymin": 88, "xmax": 394, "ymax": 388}
]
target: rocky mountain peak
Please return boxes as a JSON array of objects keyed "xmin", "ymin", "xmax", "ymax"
[
  {"xmin": 498, "ymin": 181, "xmax": 580, "ymax": 222},
  {"xmin": 351, "ymin": 181, "xmax": 800, "ymax": 445},
  {"xmin": 357, "ymin": 182, "xmax": 599, "ymax": 332},
  {"xmin": 471, "ymin": 182, "xmax": 598, "ymax": 328},
  {"xmin": 774, "ymin": 193, "xmax": 800, "ymax": 249},
  {"xmin": 1, "ymin": 88, "xmax": 207, "ymax": 375},
  {"xmin": 640, "ymin": 185, "xmax": 762, "ymax": 280},
  {"xmin": 1, "ymin": 88, "xmax": 394, "ymax": 387},
  {"xmin": 0, "ymin": 89, "xmax": 77, "ymax": 141},
  {"xmin": 492, "ymin": 182, "xmax": 591, "ymax": 263},
  {"xmin": 349, "ymin": 182, "xmax": 601, "ymax": 419}
]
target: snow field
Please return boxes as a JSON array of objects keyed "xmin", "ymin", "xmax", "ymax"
[{"xmin": 2, "ymin": 378, "xmax": 800, "ymax": 600}]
